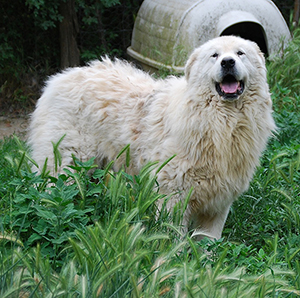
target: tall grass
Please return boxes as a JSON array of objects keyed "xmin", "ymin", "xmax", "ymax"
[
  {"xmin": 1, "ymin": 30, "xmax": 300, "ymax": 297},
  {"xmin": 0, "ymin": 147, "xmax": 299, "ymax": 297}
]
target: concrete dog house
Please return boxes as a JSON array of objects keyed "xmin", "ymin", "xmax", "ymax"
[{"xmin": 127, "ymin": 0, "xmax": 291, "ymax": 73}]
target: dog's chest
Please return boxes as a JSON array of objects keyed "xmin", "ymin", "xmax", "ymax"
[{"xmin": 180, "ymin": 108, "xmax": 260, "ymax": 200}]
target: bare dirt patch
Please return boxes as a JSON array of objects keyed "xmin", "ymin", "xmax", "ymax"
[{"xmin": 0, "ymin": 115, "xmax": 30, "ymax": 140}]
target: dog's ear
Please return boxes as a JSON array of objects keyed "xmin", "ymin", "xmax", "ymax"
[
  {"xmin": 250, "ymin": 40, "xmax": 266, "ymax": 66},
  {"xmin": 185, "ymin": 50, "xmax": 199, "ymax": 81},
  {"xmin": 258, "ymin": 50, "xmax": 266, "ymax": 66}
]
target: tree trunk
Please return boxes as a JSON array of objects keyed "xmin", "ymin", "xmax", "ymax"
[
  {"xmin": 59, "ymin": 0, "xmax": 80, "ymax": 69},
  {"xmin": 293, "ymin": 0, "xmax": 300, "ymax": 27}
]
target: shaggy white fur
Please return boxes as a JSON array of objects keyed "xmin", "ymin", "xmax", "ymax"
[{"xmin": 28, "ymin": 36, "xmax": 276, "ymax": 240}]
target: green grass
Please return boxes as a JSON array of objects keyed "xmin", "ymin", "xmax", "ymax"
[{"xmin": 1, "ymin": 29, "xmax": 300, "ymax": 297}]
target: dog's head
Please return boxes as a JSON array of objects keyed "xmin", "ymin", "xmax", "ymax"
[{"xmin": 185, "ymin": 36, "xmax": 266, "ymax": 101}]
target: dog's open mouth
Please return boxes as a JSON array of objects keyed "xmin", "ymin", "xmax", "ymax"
[{"xmin": 216, "ymin": 75, "xmax": 244, "ymax": 100}]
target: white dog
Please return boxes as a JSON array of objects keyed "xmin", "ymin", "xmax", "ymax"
[{"xmin": 28, "ymin": 36, "xmax": 276, "ymax": 240}]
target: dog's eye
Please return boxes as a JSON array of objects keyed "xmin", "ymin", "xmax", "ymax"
[
  {"xmin": 211, "ymin": 53, "xmax": 219, "ymax": 58},
  {"xmin": 237, "ymin": 51, "xmax": 245, "ymax": 56}
]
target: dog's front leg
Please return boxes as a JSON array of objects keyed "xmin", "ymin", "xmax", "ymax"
[{"xmin": 190, "ymin": 204, "xmax": 231, "ymax": 241}]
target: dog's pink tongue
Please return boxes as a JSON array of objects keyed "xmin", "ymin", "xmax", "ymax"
[{"xmin": 221, "ymin": 82, "xmax": 238, "ymax": 93}]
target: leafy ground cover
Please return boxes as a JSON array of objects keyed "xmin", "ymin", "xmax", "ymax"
[{"xmin": 1, "ymin": 30, "xmax": 300, "ymax": 297}]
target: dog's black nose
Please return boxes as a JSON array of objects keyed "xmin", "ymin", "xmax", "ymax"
[{"xmin": 221, "ymin": 58, "xmax": 235, "ymax": 69}]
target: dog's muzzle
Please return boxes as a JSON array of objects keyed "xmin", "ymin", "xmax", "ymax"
[{"xmin": 215, "ymin": 58, "xmax": 244, "ymax": 100}]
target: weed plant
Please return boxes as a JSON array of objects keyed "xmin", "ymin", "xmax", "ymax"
[{"xmin": 1, "ymin": 30, "xmax": 300, "ymax": 297}]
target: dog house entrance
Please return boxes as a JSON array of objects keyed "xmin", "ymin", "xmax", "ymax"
[{"xmin": 221, "ymin": 22, "xmax": 268, "ymax": 56}]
